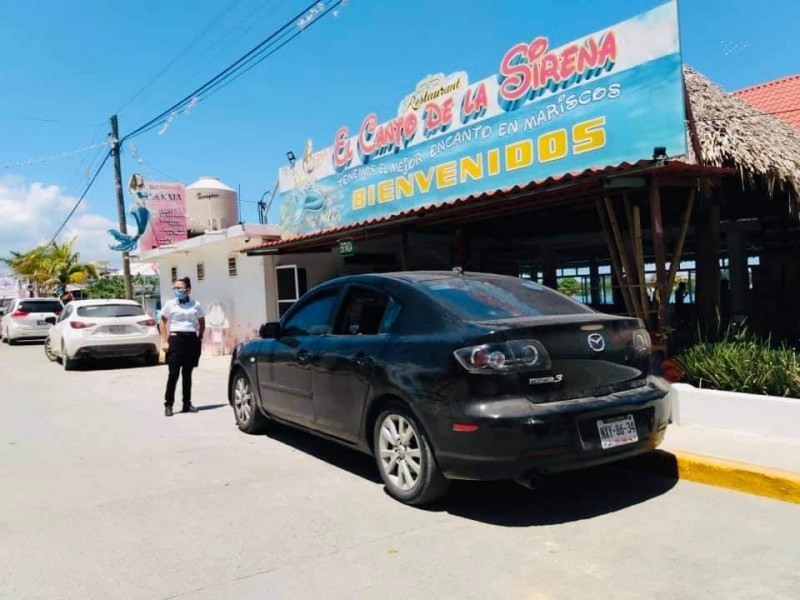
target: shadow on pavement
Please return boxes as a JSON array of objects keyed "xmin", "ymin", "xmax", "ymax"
[
  {"xmin": 263, "ymin": 425, "xmax": 382, "ymax": 484},
  {"xmin": 75, "ymin": 358, "xmax": 163, "ymax": 371},
  {"xmin": 196, "ymin": 403, "xmax": 228, "ymax": 412},
  {"xmin": 260, "ymin": 423, "xmax": 678, "ymax": 524}
]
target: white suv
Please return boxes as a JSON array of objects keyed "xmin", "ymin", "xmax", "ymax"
[
  {"xmin": 1, "ymin": 298, "xmax": 64, "ymax": 344},
  {"xmin": 44, "ymin": 299, "xmax": 160, "ymax": 370}
]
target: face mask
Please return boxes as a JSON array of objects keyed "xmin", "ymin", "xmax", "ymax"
[{"xmin": 174, "ymin": 289, "xmax": 188, "ymax": 300}]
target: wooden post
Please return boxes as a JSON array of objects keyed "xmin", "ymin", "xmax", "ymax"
[
  {"xmin": 400, "ymin": 231, "xmax": 410, "ymax": 271},
  {"xmin": 667, "ymin": 188, "xmax": 696, "ymax": 292},
  {"xmin": 632, "ymin": 204, "xmax": 650, "ymax": 319},
  {"xmin": 596, "ymin": 199, "xmax": 634, "ymax": 315},
  {"xmin": 605, "ymin": 196, "xmax": 642, "ymax": 319},
  {"xmin": 649, "ymin": 178, "xmax": 669, "ymax": 331}
]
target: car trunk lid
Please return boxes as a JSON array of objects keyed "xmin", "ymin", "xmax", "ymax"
[{"xmin": 480, "ymin": 313, "xmax": 650, "ymax": 403}]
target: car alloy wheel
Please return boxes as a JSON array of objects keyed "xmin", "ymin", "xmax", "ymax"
[
  {"xmin": 231, "ymin": 372, "xmax": 268, "ymax": 434},
  {"xmin": 44, "ymin": 336, "xmax": 58, "ymax": 362},
  {"xmin": 378, "ymin": 414, "xmax": 423, "ymax": 492},
  {"xmin": 373, "ymin": 406, "xmax": 450, "ymax": 505}
]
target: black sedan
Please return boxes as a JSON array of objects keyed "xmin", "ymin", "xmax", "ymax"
[{"xmin": 228, "ymin": 271, "xmax": 671, "ymax": 505}]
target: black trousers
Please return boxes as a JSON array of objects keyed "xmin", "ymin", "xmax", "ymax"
[
  {"xmin": 164, "ymin": 332, "xmax": 201, "ymax": 407},
  {"xmin": 165, "ymin": 364, "xmax": 194, "ymax": 407}
]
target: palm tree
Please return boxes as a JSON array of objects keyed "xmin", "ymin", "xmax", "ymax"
[
  {"xmin": 2, "ymin": 238, "xmax": 97, "ymax": 295},
  {"xmin": 42, "ymin": 238, "xmax": 98, "ymax": 289},
  {"xmin": 1, "ymin": 245, "xmax": 50, "ymax": 295}
]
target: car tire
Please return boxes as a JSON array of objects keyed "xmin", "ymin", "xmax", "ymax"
[
  {"xmin": 44, "ymin": 337, "xmax": 58, "ymax": 362},
  {"xmin": 373, "ymin": 404, "xmax": 451, "ymax": 506},
  {"xmin": 231, "ymin": 370, "xmax": 269, "ymax": 434},
  {"xmin": 62, "ymin": 342, "xmax": 79, "ymax": 371},
  {"xmin": 7, "ymin": 335, "xmax": 17, "ymax": 346},
  {"xmin": 144, "ymin": 353, "xmax": 160, "ymax": 367}
]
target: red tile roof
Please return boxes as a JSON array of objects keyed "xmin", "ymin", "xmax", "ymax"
[
  {"xmin": 246, "ymin": 160, "xmax": 730, "ymax": 253},
  {"xmin": 734, "ymin": 74, "xmax": 800, "ymax": 130}
]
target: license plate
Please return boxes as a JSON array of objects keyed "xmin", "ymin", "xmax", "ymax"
[
  {"xmin": 596, "ymin": 414, "xmax": 638, "ymax": 449},
  {"xmin": 108, "ymin": 325, "xmax": 128, "ymax": 334},
  {"xmin": 37, "ymin": 320, "xmax": 48, "ymax": 326}
]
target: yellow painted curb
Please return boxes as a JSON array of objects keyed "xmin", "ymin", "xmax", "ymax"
[
  {"xmin": 621, "ymin": 450, "xmax": 800, "ymax": 505},
  {"xmin": 671, "ymin": 451, "xmax": 800, "ymax": 505}
]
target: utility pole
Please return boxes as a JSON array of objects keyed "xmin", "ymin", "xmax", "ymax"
[{"xmin": 110, "ymin": 115, "xmax": 133, "ymax": 300}]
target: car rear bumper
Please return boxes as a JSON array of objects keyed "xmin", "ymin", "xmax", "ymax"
[
  {"xmin": 73, "ymin": 343, "xmax": 159, "ymax": 360},
  {"xmin": 7, "ymin": 323, "xmax": 50, "ymax": 339},
  {"xmin": 429, "ymin": 377, "xmax": 672, "ymax": 481}
]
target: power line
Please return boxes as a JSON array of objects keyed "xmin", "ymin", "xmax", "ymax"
[
  {"xmin": 47, "ymin": 149, "xmax": 112, "ymax": 246},
  {"xmin": 114, "ymin": 0, "xmax": 251, "ymax": 114},
  {"xmin": 122, "ymin": 0, "xmax": 339, "ymax": 142},
  {"xmin": 153, "ymin": 0, "xmax": 288, "ymax": 106}
]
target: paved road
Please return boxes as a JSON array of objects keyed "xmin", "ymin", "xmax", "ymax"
[{"xmin": 1, "ymin": 342, "xmax": 798, "ymax": 599}]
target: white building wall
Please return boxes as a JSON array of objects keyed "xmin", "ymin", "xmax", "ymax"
[{"xmin": 156, "ymin": 238, "xmax": 270, "ymax": 355}]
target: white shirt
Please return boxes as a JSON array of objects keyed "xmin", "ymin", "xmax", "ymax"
[{"xmin": 162, "ymin": 298, "xmax": 205, "ymax": 333}]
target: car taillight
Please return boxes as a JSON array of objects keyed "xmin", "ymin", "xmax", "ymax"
[
  {"xmin": 54, "ymin": 311, "xmax": 62, "ymax": 316},
  {"xmin": 9, "ymin": 310, "xmax": 28, "ymax": 318},
  {"xmin": 70, "ymin": 321, "xmax": 96, "ymax": 329},
  {"xmin": 454, "ymin": 340, "xmax": 550, "ymax": 374},
  {"xmin": 138, "ymin": 318, "xmax": 156, "ymax": 327}
]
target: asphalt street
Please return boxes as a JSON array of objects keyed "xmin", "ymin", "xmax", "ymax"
[{"xmin": 1, "ymin": 341, "xmax": 798, "ymax": 599}]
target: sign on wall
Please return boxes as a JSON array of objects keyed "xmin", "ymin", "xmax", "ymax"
[
  {"xmin": 278, "ymin": 1, "xmax": 686, "ymax": 238},
  {"xmin": 108, "ymin": 174, "xmax": 187, "ymax": 253}
]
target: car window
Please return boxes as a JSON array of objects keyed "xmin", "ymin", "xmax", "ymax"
[
  {"xmin": 18, "ymin": 300, "xmax": 63, "ymax": 314},
  {"xmin": 282, "ymin": 290, "xmax": 338, "ymax": 337},
  {"xmin": 417, "ymin": 276, "xmax": 594, "ymax": 321},
  {"xmin": 77, "ymin": 304, "xmax": 145, "ymax": 318},
  {"xmin": 334, "ymin": 287, "xmax": 394, "ymax": 335}
]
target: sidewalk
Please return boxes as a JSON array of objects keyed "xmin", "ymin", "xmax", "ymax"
[{"xmin": 627, "ymin": 424, "xmax": 800, "ymax": 505}]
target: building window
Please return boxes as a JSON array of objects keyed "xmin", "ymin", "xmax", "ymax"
[
  {"xmin": 228, "ymin": 256, "xmax": 238, "ymax": 277},
  {"xmin": 170, "ymin": 267, "xmax": 177, "ymax": 283},
  {"xmin": 197, "ymin": 262, "xmax": 205, "ymax": 281},
  {"xmin": 276, "ymin": 265, "xmax": 308, "ymax": 318}
]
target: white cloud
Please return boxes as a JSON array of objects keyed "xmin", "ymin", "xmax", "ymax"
[{"xmin": 0, "ymin": 175, "xmax": 120, "ymax": 270}]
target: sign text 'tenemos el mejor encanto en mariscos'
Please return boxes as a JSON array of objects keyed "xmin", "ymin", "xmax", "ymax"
[{"xmin": 278, "ymin": 1, "xmax": 687, "ymax": 237}]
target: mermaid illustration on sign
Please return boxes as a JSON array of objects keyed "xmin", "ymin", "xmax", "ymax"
[
  {"xmin": 107, "ymin": 173, "xmax": 151, "ymax": 252},
  {"xmin": 280, "ymin": 139, "xmax": 343, "ymax": 233}
]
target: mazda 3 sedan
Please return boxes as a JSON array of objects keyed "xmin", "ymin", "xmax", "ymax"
[{"xmin": 229, "ymin": 271, "xmax": 671, "ymax": 505}]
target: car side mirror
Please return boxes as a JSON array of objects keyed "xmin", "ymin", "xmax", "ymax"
[
  {"xmin": 259, "ymin": 322, "xmax": 280, "ymax": 339},
  {"xmin": 45, "ymin": 316, "xmax": 57, "ymax": 325}
]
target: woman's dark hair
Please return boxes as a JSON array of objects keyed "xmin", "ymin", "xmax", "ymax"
[{"xmin": 176, "ymin": 276, "xmax": 191, "ymax": 290}]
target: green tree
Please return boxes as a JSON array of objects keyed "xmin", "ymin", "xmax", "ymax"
[
  {"xmin": 84, "ymin": 276, "xmax": 126, "ymax": 299},
  {"xmin": 558, "ymin": 276, "xmax": 582, "ymax": 297}
]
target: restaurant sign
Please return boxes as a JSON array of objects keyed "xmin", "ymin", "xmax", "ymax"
[{"xmin": 278, "ymin": 1, "xmax": 686, "ymax": 238}]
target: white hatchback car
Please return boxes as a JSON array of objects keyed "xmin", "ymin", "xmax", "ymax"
[
  {"xmin": 1, "ymin": 297, "xmax": 64, "ymax": 344},
  {"xmin": 44, "ymin": 299, "xmax": 160, "ymax": 370}
]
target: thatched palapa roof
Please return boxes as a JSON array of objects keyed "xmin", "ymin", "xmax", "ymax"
[{"xmin": 683, "ymin": 66, "xmax": 800, "ymax": 204}]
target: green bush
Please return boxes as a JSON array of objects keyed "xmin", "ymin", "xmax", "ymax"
[{"xmin": 675, "ymin": 329, "xmax": 800, "ymax": 398}]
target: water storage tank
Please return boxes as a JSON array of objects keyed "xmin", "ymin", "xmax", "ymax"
[{"xmin": 185, "ymin": 176, "xmax": 239, "ymax": 235}]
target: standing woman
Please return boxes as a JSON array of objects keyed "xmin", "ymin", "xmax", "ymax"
[{"xmin": 160, "ymin": 277, "xmax": 205, "ymax": 417}]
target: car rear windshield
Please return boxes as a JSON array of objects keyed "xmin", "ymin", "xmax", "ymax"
[
  {"xmin": 18, "ymin": 301, "xmax": 63, "ymax": 313},
  {"xmin": 77, "ymin": 304, "xmax": 145, "ymax": 318},
  {"xmin": 417, "ymin": 276, "xmax": 594, "ymax": 321}
]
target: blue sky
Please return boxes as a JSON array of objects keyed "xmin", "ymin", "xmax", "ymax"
[{"xmin": 1, "ymin": 0, "xmax": 797, "ymax": 267}]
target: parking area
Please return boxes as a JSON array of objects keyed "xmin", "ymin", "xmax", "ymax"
[{"xmin": 1, "ymin": 341, "xmax": 799, "ymax": 599}]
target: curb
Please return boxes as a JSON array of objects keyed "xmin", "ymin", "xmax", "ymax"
[{"xmin": 621, "ymin": 450, "xmax": 800, "ymax": 505}]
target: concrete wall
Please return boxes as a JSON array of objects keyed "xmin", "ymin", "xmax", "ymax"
[{"xmin": 672, "ymin": 383, "xmax": 800, "ymax": 440}]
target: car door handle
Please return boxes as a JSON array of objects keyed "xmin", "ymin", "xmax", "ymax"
[{"xmin": 296, "ymin": 350, "xmax": 316, "ymax": 365}]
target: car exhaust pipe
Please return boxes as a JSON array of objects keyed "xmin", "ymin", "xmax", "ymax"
[{"xmin": 515, "ymin": 472, "xmax": 541, "ymax": 491}]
